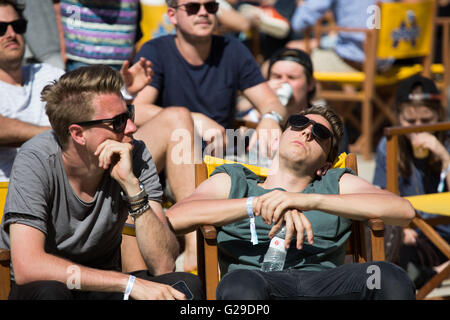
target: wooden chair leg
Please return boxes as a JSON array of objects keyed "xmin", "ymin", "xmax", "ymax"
[
  {"xmin": 416, "ymin": 263, "xmax": 450, "ymax": 300},
  {"xmin": 0, "ymin": 249, "xmax": 11, "ymax": 300}
]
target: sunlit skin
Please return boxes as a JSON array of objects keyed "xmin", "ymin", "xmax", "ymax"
[
  {"xmin": 168, "ymin": 0, "xmax": 217, "ymax": 44},
  {"xmin": 0, "ymin": 5, "xmax": 25, "ymax": 78}
]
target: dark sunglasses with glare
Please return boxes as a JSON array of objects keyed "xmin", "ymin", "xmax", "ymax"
[
  {"xmin": 75, "ymin": 104, "xmax": 135, "ymax": 134},
  {"xmin": 287, "ymin": 114, "xmax": 333, "ymax": 141},
  {"xmin": 0, "ymin": 19, "xmax": 27, "ymax": 36},
  {"xmin": 174, "ymin": 1, "xmax": 219, "ymax": 15}
]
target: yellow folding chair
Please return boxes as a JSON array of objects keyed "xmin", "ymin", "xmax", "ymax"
[
  {"xmin": 431, "ymin": 17, "xmax": 450, "ymax": 111},
  {"xmin": 385, "ymin": 122, "xmax": 450, "ymax": 299},
  {"xmin": 195, "ymin": 153, "xmax": 385, "ymax": 300},
  {"xmin": 311, "ymin": 0, "xmax": 437, "ymax": 160}
]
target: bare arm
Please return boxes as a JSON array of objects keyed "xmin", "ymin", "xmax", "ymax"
[
  {"xmin": 134, "ymin": 199, "xmax": 180, "ymax": 275},
  {"xmin": 244, "ymin": 82, "xmax": 286, "ymax": 157},
  {"xmin": 166, "ymin": 173, "xmax": 251, "ymax": 234},
  {"xmin": 255, "ymin": 173, "xmax": 415, "ymax": 229},
  {"xmin": 95, "ymin": 140, "xmax": 179, "ymax": 275},
  {"xmin": 244, "ymin": 81, "xmax": 286, "ymax": 121},
  {"xmin": 10, "ymin": 223, "xmax": 185, "ymax": 300},
  {"xmin": 132, "ymin": 85, "xmax": 163, "ymax": 127},
  {"xmin": 10, "ymin": 223, "xmax": 129, "ymax": 290},
  {"xmin": 0, "ymin": 115, "xmax": 50, "ymax": 146}
]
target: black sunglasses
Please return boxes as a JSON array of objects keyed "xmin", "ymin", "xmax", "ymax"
[
  {"xmin": 174, "ymin": 1, "xmax": 219, "ymax": 15},
  {"xmin": 0, "ymin": 19, "xmax": 27, "ymax": 37},
  {"xmin": 75, "ymin": 104, "xmax": 135, "ymax": 134},
  {"xmin": 287, "ymin": 114, "xmax": 333, "ymax": 141}
]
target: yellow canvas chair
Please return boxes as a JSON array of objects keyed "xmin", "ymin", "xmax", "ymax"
[
  {"xmin": 136, "ymin": 0, "xmax": 171, "ymax": 51},
  {"xmin": 385, "ymin": 122, "xmax": 450, "ymax": 299},
  {"xmin": 311, "ymin": 0, "xmax": 437, "ymax": 160},
  {"xmin": 195, "ymin": 153, "xmax": 386, "ymax": 300},
  {"xmin": 431, "ymin": 17, "xmax": 450, "ymax": 110}
]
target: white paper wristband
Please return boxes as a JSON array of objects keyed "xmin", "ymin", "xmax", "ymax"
[
  {"xmin": 246, "ymin": 197, "xmax": 258, "ymax": 245},
  {"xmin": 123, "ymin": 275, "xmax": 136, "ymax": 300}
]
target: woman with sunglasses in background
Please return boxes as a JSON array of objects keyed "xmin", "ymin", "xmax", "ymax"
[{"xmin": 373, "ymin": 75, "xmax": 450, "ymax": 290}]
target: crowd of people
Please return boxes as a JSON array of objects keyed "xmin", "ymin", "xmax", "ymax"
[{"xmin": 0, "ymin": 0, "xmax": 449, "ymax": 300}]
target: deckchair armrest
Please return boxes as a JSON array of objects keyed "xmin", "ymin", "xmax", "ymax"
[
  {"xmin": 0, "ymin": 248, "xmax": 10, "ymax": 263},
  {"xmin": 368, "ymin": 218, "xmax": 385, "ymax": 231},
  {"xmin": 200, "ymin": 225, "xmax": 217, "ymax": 240}
]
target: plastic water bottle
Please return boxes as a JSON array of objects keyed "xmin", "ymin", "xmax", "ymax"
[{"xmin": 261, "ymin": 226, "xmax": 287, "ymax": 272}]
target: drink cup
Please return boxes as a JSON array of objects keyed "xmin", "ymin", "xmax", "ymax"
[
  {"xmin": 412, "ymin": 145, "xmax": 429, "ymax": 159},
  {"xmin": 276, "ymin": 83, "xmax": 292, "ymax": 106}
]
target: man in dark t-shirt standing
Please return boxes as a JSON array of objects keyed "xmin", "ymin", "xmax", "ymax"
[{"xmin": 133, "ymin": 0, "xmax": 287, "ymax": 272}]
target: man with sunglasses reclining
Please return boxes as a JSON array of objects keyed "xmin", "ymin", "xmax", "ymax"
[
  {"xmin": 166, "ymin": 105, "xmax": 416, "ymax": 299},
  {"xmin": 0, "ymin": 65, "xmax": 203, "ymax": 300},
  {"xmin": 133, "ymin": 0, "xmax": 287, "ymax": 271}
]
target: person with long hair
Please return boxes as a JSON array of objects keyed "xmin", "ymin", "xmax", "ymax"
[{"xmin": 373, "ymin": 74, "xmax": 450, "ymax": 289}]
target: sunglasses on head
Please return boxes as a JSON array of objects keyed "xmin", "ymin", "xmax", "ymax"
[
  {"xmin": 287, "ymin": 114, "xmax": 333, "ymax": 141},
  {"xmin": 75, "ymin": 104, "xmax": 135, "ymax": 134},
  {"xmin": 175, "ymin": 1, "xmax": 219, "ymax": 15},
  {"xmin": 0, "ymin": 19, "xmax": 27, "ymax": 37}
]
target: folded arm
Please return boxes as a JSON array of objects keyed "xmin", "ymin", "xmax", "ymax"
[
  {"xmin": 166, "ymin": 173, "xmax": 250, "ymax": 234},
  {"xmin": 255, "ymin": 173, "xmax": 415, "ymax": 229},
  {"xmin": 9, "ymin": 223, "xmax": 185, "ymax": 300},
  {"xmin": 0, "ymin": 115, "xmax": 50, "ymax": 147}
]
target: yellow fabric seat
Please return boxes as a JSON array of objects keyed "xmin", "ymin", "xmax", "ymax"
[
  {"xmin": 314, "ymin": 64, "xmax": 424, "ymax": 86},
  {"xmin": 405, "ymin": 192, "xmax": 450, "ymax": 217}
]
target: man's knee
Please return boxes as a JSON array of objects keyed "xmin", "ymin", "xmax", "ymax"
[
  {"xmin": 10, "ymin": 280, "xmax": 73, "ymax": 300},
  {"xmin": 373, "ymin": 261, "xmax": 416, "ymax": 300},
  {"xmin": 163, "ymin": 107, "xmax": 193, "ymax": 129},
  {"xmin": 217, "ymin": 269, "xmax": 267, "ymax": 300}
]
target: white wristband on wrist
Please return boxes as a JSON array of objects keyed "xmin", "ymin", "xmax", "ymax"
[
  {"xmin": 121, "ymin": 87, "xmax": 136, "ymax": 101},
  {"xmin": 437, "ymin": 164, "xmax": 450, "ymax": 193},
  {"xmin": 246, "ymin": 197, "xmax": 258, "ymax": 245},
  {"xmin": 123, "ymin": 275, "xmax": 136, "ymax": 300}
]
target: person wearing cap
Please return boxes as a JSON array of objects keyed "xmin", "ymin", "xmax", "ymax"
[
  {"xmin": 238, "ymin": 47, "xmax": 349, "ymax": 166},
  {"xmin": 238, "ymin": 48, "xmax": 317, "ymax": 122},
  {"xmin": 373, "ymin": 74, "xmax": 450, "ymax": 289},
  {"xmin": 132, "ymin": 0, "xmax": 287, "ymax": 272}
]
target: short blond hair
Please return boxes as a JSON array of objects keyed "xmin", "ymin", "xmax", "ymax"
[{"xmin": 41, "ymin": 65, "xmax": 124, "ymax": 149}]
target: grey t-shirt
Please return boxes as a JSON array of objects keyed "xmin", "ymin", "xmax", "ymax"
[
  {"xmin": 0, "ymin": 63, "xmax": 65, "ymax": 181},
  {"xmin": 0, "ymin": 130, "xmax": 163, "ymax": 279}
]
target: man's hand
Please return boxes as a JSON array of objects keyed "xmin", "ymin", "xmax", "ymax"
[
  {"xmin": 253, "ymin": 190, "xmax": 314, "ymax": 249},
  {"xmin": 120, "ymin": 57, "xmax": 153, "ymax": 97},
  {"xmin": 94, "ymin": 139, "xmax": 136, "ymax": 188},
  {"xmin": 248, "ymin": 117, "xmax": 282, "ymax": 159},
  {"xmin": 131, "ymin": 278, "xmax": 187, "ymax": 300},
  {"xmin": 410, "ymin": 132, "xmax": 450, "ymax": 165}
]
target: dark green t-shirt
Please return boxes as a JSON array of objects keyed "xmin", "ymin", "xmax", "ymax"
[{"xmin": 211, "ymin": 164, "xmax": 354, "ymax": 275}]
